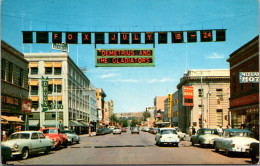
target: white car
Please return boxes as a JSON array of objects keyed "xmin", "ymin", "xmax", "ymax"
[
  {"xmin": 191, "ymin": 128, "xmax": 220, "ymax": 147},
  {"xmin": 155, "ymin": 128, "xmax": 180, "ymax": 146},
  {"xmin": 214, "ymin": 129, "xmax": 259, "ymax": 156},
  {"xmin": 61, "ymin": 130, "xmax": 80, "ymax": 144},
  {"xmin": 113, "ymin": 128, "xmax": 121, "ymax": 134},
  {"xmin": 174, "ymin": 127, "xmax": 186, "ymax": 141},
  {"xmin": 1, "ymin": 131, "xmax": 55, "ymax": 160}
]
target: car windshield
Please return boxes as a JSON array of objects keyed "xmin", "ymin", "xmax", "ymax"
[
  {"xmin": 229, "ymin": 132, "xmax": 253, "ymax": 137},
  {"xmin": 43, "ymin": 129, "xmax": 57, "ymax": 134},
  {"xmin": 161, "ymin": 130, "xmax": 177, "ymax": 134},
  {"xmin": 203, "ymin": 130, "xmax": 218, "ymax": 135},
  {"xmin": 61, "ymin": 130, "xmax": 73, "ymax": 134},
  {"xmin": 8, "ymin": 133, "xmax": 30, "ymax": 140}
]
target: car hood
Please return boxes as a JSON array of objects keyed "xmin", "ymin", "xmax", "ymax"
[{"xmin": 200, "ymin": 134, "xmax": 220, "ymax": 139}]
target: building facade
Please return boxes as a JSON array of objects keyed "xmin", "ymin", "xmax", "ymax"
[
  {"xmin": 104, "ymin": 101, "xmax": 110, "ymax": 126},
  {"xmin": 96, "ymin": 88, "xmax": 106, "ymax": 127},
  {"xmin": 24, "ymin": 52, "xmax": 95, "ymax": 134},
  {"xmin": 153, "ymin": 96, "xmax": 168, "ymax": 123},
  {"xmin": 177, "ymin": 69, "xmax": 230, "ymax": 134},
  {"xmin": 226, "ymin": 36, "xmax": 259, "ymax": 139},
  {"xmin": 1, "ymin": 41, "xmax": 31, "ymax": 135}
]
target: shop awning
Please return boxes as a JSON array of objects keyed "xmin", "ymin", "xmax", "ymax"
[
  {"xmin": 70, "ymin": 120, "xmax": 84, "ymax": 127},
  {"xmin": 30, "ymin": 63, "xmax": 39, "ymax": 67},
  {"xmin": 30, "ymin": 80, "xmax": 39, "ymax": 86},
  {"xmin": 1, "ymin": 115, "xmax": 24, "ymax": 123},
  {"xmin": 54, "ymin": 80, "xmax": 62, "ymax": 85},
  {"xmin": 44, "ymin": 63, "xmax": 53, "ymax": 67},
  {"xmin": 1, "ymin": 119, "xmax": 8, "ymax": 124},
  {"xmin": 29, "ymin": 120, "xmax": 40, "ymax": 127},
  {"xmin": 31, "ymin": 96, "xmax": 39, "ymax": 101},
  {"xmin": 80, "ymin": 121, "xmax": 89, "ymax": 127},
  {"xmin": 54, "ymin": 63, "xmax": 62, "ymax": 68},
  {"xmin": 43, "ymin": 120, "xmax": 57, "ymax": 127},
  {"xmin": 69, "ymin": 121, "xmax": 78, "ymax": 127}
]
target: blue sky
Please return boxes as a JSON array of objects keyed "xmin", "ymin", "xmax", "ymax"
[{"xmin": 1, "ymin": 0, "xmax": 259, "ymax": 113}]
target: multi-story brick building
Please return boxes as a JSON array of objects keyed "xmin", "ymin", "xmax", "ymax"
[
  {"xmin": 1, "ymin": 41, "xmax": 31, "ymax": 135},
  {"xmin": 227, "ymin": 36, "xmax": 259, "ymax": 139},
  {"xmin": 153, "ymin": 96, "xmax": 168, "ymax": 123}
]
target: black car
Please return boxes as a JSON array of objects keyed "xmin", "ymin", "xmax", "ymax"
[
  {"xmin": 249, "ymin": 142, "xmax": 259, "ymax": 164},
  {"xmin": 1, "ymin": 145, "xmax": 12, "ymax": 164},
  {"xmin": 96, "ymin": 128, "xmax": 106, "ymax": 135}
]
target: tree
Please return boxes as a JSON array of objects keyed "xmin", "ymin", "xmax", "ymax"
[
  {"xmin": 110, "ymin": 114, "xmax": 118, "ymax": 125},
  {"xmin": 130, "ymin": 118, "xmax": 138, "ymax": 127},
  {"xmin": 119, "ymin": 119, "xmax": 128, "ymax": 127},
  {"xmin": 143, "ymin": 110, "xmax": 151, "ymax": 120}
]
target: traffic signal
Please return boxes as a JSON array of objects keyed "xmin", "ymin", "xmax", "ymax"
[
  {"xmin": 95, "ymin": 33, "xmax": 105, "ymax": 44},
  {"xmin": 187, "ymin": 31, "xmax": 197, "ymax": 43},
  {"xmin": 82, "ymin": 32, "xmax": 91, "ymax": 44},
  {"xmin": 23, "ymin": 32, "xmax": 33, "ymax": 43},
  {"xmin": 200, "ymin": 30, "xmax": 212, "ymax": 42},
  {"xmin": 145, "ymin": 32, "xmax": 154, "ymax": 44},
  {"xmin": 158, "ymin": 32, "xmax": 167, "ymax": 44},
  {"xmin": 172, "ymin": 32, "xmax": 184, "ymax": 43},
  {"xmin": 120, "ymin": 33, "xmax": 129, "ymax": 44},
  {"xmin": 132, "ymin": 33, "xmax": 141, "ymax": 44},
  {"xmin": 52, "ymin": 32, "xmax": 62, "ymax": 43},
  {"xmin": 109, "ymin": 33, "xmax": 118, "ymax": 44},
  {"xmin": 36, "ymin": 32, "xmax": 49, "ymax": 43},
  {"xmin": 216, "ymin": 30, "xmax": 226, "ymax": 41},
  {"xmin": 66, "ymin": 32, "xmax": 78, "ymax": 44}
]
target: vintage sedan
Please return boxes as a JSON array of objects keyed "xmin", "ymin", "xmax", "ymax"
[
  {"xmin": 214, "ymin": 129, "xmax": 259, "ymax": 156},
  {"xmin": 61, "ymin": 130, "xmax": 80, "ymax": 144},
  {"xmin": 96, "ymin": 128, "xmax": 106, "ymax": 135},
  {"xmin": 113, "ymin": 128, "xmax": 121, "ymax": 134},
  {"xmin": 1, "ymin": 131, "xmax": 55, "ymax": 160},
  {"xmin": 191, "ymin": 128, "xmax": 219, "ymax": 147},
  {"xmin": 131, "ymin": 127, "xmax": 139, "ymax": 134},
  {"xmin": 155, "ymin": 128, "xmax": 180, "ymax": 147},
  {"xmin": 248, "ymin": 142, "xmax": 259, "ymax": 164},
  {"xmin": 174, "ymin": 127, "xmax": 186, "ymax": 141}
]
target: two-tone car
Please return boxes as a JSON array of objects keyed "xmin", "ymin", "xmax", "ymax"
[
  {"xmin": 191, "ymin": 128, "xmax": 220, "ymax": 147},
  {"xmin": 174, "ymin": 127, "xmax": 186, "ymax": 141},
  {"xmin": 214, "ymin": 129, "xmax": 259, "ymax": 156},
  {"xmin": 1, "ymin": 131, "xmax": 55, "ymax": 160},
  {"xmin": 155, "ymin": 128, "xmax": 180, "ymax": 147},
  {"xmin": 42, "ymin": 127, "xmax": 67, "ymax": 150},
  {"xmin": 61, "ymin": 130, "xmax": 80, "ymax": 144}
]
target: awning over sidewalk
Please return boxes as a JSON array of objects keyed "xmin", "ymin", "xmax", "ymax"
[
  {"xmin": 1, "ymin": 115, "xmax": 24, "ymax": 123},
  {"xmin": 70, "ymin": 120, "xmax": 84, "ymax": 127},
  {"xmin": 29, "ymin": 120, "xmax": 40, "ymax": 127},
  {"xmin": 80, "ymin": 121, "xmax": 89, "ymax": 127}
]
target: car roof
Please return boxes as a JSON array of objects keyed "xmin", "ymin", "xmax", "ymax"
[
  {"xmin": 12, "ymin": 131, "xmax": 42, "ymax": 134},
  {"xmin": 225, "ymin": 129, "xmax": 252, "ymax": 133},
  {"xmin": 199, "ymin": 128, "xmax": 217, "ymax": 131},
  {"xmin": 159, "ymin": 128, "xmax": 176, "ymax": 130}
]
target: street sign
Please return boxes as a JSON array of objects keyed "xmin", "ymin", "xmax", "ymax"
[
  {"xmin": 42, "ymin": 77, "xmax": 49, "ymax": 112},
  {"xmin": 52, "ymin": 43, "xmax": 69, "ymax": 52}
]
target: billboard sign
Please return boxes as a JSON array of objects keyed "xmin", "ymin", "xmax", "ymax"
[
  {"xmin": 239, "ymin": 72, "xmax": 259, "ymax": 83},
  {"xmin": 182, "ymin": 86, "xmax": 194, "ymax": 106},
  {"xmin": 168, "ymin": 94, "xmax": 173, "ymax": 118}
]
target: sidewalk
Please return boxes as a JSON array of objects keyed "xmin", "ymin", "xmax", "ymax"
[{"xmin": 79, "ymin": 132, "xmax": 96, "ymax": 137}]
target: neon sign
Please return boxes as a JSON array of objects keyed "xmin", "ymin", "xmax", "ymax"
[{"xmin": 95, "ymin": 49, "xmax": 155, "ymax": 67}]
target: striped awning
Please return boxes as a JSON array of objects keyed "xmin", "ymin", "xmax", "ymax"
[
  {"xmin": 80, "ymin": 121, "xmax": 89, "ymax": 127},
  {"xmin": 1, "ymin": 115, "xmax": 24, "ymax": 123},
  {"xmin": 70, "ymin": 120, "xmax": 84, "ymax": 127}
]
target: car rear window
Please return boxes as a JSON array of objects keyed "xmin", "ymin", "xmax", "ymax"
[
  {"xmin": 9, "ymin": 133, "xmax": 30, "ymax": 140},
  {"xmin": 161, "ymin": 130, "xmax": 177, "ymax": 134},
  {"xmin": 43, "ymin": 129, "xmax": 57, "ymax": 134}
]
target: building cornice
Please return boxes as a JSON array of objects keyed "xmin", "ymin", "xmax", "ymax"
[{"xmin": 2, "ymin": 41, "xmax": 29, "ymax": 64}]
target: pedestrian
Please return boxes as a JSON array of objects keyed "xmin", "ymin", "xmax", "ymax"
[
  {"xmin": 192, "ymin": 126, "xmax": 196, "ymax": 135},
  {"xmin": 217, "ymin": 125, "xmax": 223, "ymax": 136},
  {"xmin": 226, "ymin": 124, "xmax": 231, "ymax": 129},
  {"xmin": 240, "ymin": 124, "xmax": 244, "ymax": 129},
  {"xmin": 2, "ymin": 129, "xmax": 7, "ymax": 142}
]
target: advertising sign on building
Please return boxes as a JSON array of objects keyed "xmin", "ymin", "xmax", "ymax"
[
  {"xmin": 168, "ymin": 94, "xmax": 173, "ymax": 118},
  {"xmin": 21, "ymin": 99, "xmax": 32, "ymax": 113},
  {"xmin": 239, "ymin": 72, "xmax": 259, "ymax": 83},
  {"xmin": 182, "ymin": 86, "xmax": 194, "ymax": 106},
  {"xmin": 42, "ymin": 77, "xmax": 49, "ymax": 112}
]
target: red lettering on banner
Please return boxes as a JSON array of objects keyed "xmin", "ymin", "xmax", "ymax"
[
  {"xmin": 84, "ymin": 34, "xmax": 89, "ymax": 40},
  {"xmin": 147, "ymin": 34, "xmax": 152, "ymax": 40},
  {"xmin": 68, "ymin": 34, "xmax": 73, "ymax": 40},
  {"xmin": 112, "ymin": 34, "xmax": 116, "ymax": 40},
  {"xmin": 122, "ymin": 34, "xmax": 128, "ymax": 40},
  {"xmin": 175, "ymin": 33, "xmax": 181, "ymax": 39},
  {"xmin": 134, "ymin": 34, "xmax": 139, "ymax": 40},
  {"xmin": 54, "ymin": 34, "xmax": 58, "ymax": 39}
]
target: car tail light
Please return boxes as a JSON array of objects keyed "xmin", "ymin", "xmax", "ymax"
[
  {"xmin": 178, "ymin": 135, "xmax": 180, "ymax": 138},
  {"xmin": 232, "ymin": 144, "xmax": 235, "ymax": 147},
  {"xmin": 160, "ymin": 136, "xmax": 162, "ymax": 138}
]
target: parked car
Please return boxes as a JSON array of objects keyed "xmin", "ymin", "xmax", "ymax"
[
  {"xmin": 149, "ymin": 127, "xmax": 154, "ymax": 133},
  {"xmin": 121, "ymin": 128, "xmax": 127, "ymax": 132},
  {"xmin": 248, "ymin": 142, "xmax": 259, "ymax": 164},
  {"xmin": 131, "ymin": 127, "xmax": 139, "ymax": 134},
  {"xmin": 113, "ymin": 128, "xmax": 121, "ymax": 134},
  {"xmin": 42, "ymin": 127, "xmax": 67, "ymax": 150},
  {"xmin": 144, "ymin": 127, "xmax": 150, "ymax": 132},
  {"xmin": 214, "ymin": 129, "xmax": 259, "ymax": 156},
  {"xmin": 96, "ymin": 128, "xmax": 106, "ymax": 135},
  {"xmin": 152, "ymin": 128, "xmax": 158, "ymax": 134},
  {"xmin": 1, "ymin": 145, "xmax": 13, "ymax": 164},
  {"xmin": 191, "ymin": 128, "xmax": 219, "ymax": 147},
  {"xmin": 61, "ymin": 130, "xmax": 80, "ymax": 144},
  {"xmin": 1, "ymin": 131, "xmax": 55, "ymax": 160},
  {"xmin": 174, "ymin": 127, "xmax": 186, "ymax": 141},
  {"xmin": 155, "ymin": 128, "xmax": 180, "ymax": 146}
]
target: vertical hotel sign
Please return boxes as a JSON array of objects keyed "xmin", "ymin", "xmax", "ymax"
[
  {"xmin": 42, "ymin": 77, "xmax": 49, "ymax": 112},
  {"xmin": 168, "ymin": 94, "xmax": 173, "ymax": 118},
  {"xmin": 182, "ymin": 86, "xmax": 194, "ymax": 106}
]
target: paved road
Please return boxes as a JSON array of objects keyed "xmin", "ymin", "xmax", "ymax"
[{"xmin": 7, "ymin": 130, "xmax": 253, "ymax": 165}]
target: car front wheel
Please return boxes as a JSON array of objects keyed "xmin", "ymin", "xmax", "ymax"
[
  {"xmin": 21, "ymin": 147, "xmax": 29, "ymax": 160},
  {"xmin": 214, "ymin": 143, "xmax": 219, "ymax": 152},
  {"xmin": 45, "ymin": 146, "xmax": 51, "ymax": 155}
]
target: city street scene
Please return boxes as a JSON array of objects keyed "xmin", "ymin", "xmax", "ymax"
[{"xmin": 1, "ymin": 0, "xmax": 259, "ymax": 165}]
